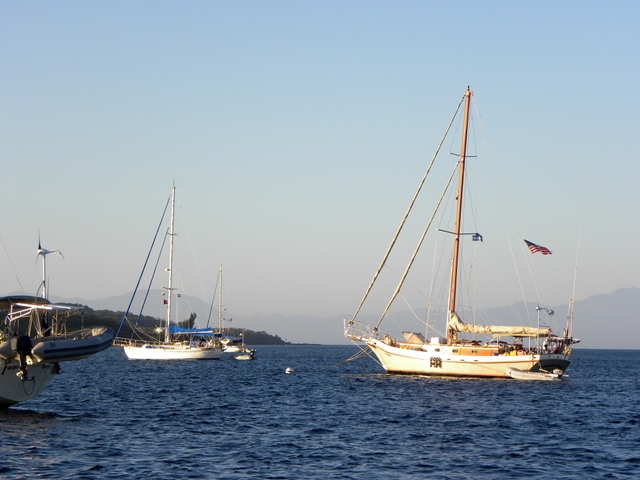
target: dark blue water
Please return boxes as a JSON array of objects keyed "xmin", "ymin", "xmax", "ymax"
[{"xmin": 1, "ymin": 346, "xmax": 638, "ymax": 479}]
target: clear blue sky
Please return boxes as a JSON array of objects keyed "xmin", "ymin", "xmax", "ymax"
[{"xmin": 1, "ymin": 1, "xmax": 638, "ymax": 320}]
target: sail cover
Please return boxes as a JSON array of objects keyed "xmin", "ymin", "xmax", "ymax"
[
  {"xmin": 448, "ymin": 312, "xmax": 551, "ymax": 337},
  {"xmin": 168, "ymin": 326, "xmax": 215, "ymax": 335},
  {"xmin": 403, "ymin": 332, "xmax": 427, "ymax": 344}
]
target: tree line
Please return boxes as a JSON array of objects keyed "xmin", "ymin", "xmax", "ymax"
[{"xmin": 58, "ymin": 304, "xmax": 289, "ymax": 345}]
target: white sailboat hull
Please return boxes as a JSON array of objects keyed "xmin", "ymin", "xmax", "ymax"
[
  {"xmin": 223, "ymin": 345, "xmax": 241, "ymax": 353},
  {"xmin": 0, "ymin": 361, "xmax": 58, "ymax": 408},
  {"xmin": 367, "ymin": 338, "xmax": 570, "ymax": 378},
  {"xmin": 123, "ymin": 344, "xmax": 223, "ymax": 360}
]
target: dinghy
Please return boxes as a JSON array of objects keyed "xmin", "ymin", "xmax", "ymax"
[{"xmin": 505, "ymin": 367, "xmax": 564, "ymax": 381}]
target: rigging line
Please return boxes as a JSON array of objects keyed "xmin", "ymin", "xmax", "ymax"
[
  {"xmin": 374, "ymin": 162, "xmax": 459, "ymax": 331},
  {"xmin": 398, "ymin": 292, "xmax": 427, "ymax": 325},
  {"xmin": 515, "ymin": 231, "xmax": 547, "ymax": 314},
  {"xmin": 567, "ymin": 226, "xmax": 581, "ymax": 336},
  {"xmin": 0, "ymin": 237, "xmax": 24, "ymax": 293},
  {"xmin": 382, "ymin": 263, "xmax": 428, "ymax": 298},
  {"xmin": 349, "ymin": 95, "xmax": 465, "ymax": 325},
  {"xmin": 177, "ymin": 201, "xmax": 209, "ymax": 309},
  {"xmin": 507, "ymin": 233, "xmax": 534, "ymax": 324},
  {"xmin": 473, "ymin": 92, "xmax": 525, "ymax": 238},
  {"xmin": 118, "ymin": 228, "xmax": 170, "ymax": 340},
  {"xmin": 314, "ymin": 347, "xmax": 372, "ymax": 372},
  {"xmin": 132, "ymin": 229, "xmax": 169, "ymax": 336},
  {"xmin": 116, "ymin": 195, "xmax": 171, "ymax": 337},
  {"xmin": 426, "ymin": 220, "xmax": 450, "ymax": 336},
  {"xmin": 473, "ymin": 94, "xmax": 548, "ymax": 322}
]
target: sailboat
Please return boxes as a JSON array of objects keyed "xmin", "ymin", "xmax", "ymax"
[
  {"xmin": 213, "ymin": 266, "xmax": 239, "ymax": 353},
  {"xmin": 0, "ymin": 239, "xmax": 113, "ymax": 407},
  {"xmin": 344, "ymin": 88, "xmax": 579, "ymax": 379},
  {"xmin": 118, "ymin": 186, "xmax": 223, "ymax": 360},
  {"xmin": 205, "ymin": 266, "xmax": 255, "ymax": 359},
  {"xmin": 212, "ymin": 265, "xmax": 248, "ymax": 355}
]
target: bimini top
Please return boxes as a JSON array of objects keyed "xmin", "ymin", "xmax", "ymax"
[{"xmin": 0, "ymin": 295, "xmax": 51, "ymax": 310}]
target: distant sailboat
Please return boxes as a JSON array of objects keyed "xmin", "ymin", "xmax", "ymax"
[
  {"xmin": 210, "ymin": 266, "xmax": 254, "ymax": 358},
  {"xmin": 214, "ymin": 266, "xmax": 241, "ymax": 353},
  {"xmin": 116, "ymin": 185, "xmax": 223, "ymax": 360},
  {"xmin": 344, "ymin": 88, "xmax": 579, "ymax": 378}
]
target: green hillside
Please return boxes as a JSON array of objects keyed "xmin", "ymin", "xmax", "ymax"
[{"xmin": 59, "ymin": 304, "xmax": 289, "ymax": 345}]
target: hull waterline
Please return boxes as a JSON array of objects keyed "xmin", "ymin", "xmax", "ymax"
[
  {"xmin": 367, "ymin": 339, "xmax": 570, "ymax": 378},
  {"xmin": 123, "ymin": 344, "xmax": 223, "ymax": 360}
]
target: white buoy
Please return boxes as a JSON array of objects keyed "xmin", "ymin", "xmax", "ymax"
[{"xmin": 285, "ymin": 367, "xmax": 294, "ymax": 374}]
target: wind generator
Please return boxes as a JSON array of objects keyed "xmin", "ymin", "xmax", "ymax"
[{"xmin": 36, "ymin": 234, "xmax": 64, "ymax": 299}]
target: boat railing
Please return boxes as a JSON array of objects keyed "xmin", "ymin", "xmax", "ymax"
[
  {"xmin": 343, "ymin": 319, "xmax": 376, "ymax": 341},
  {"xmin": 112, "ymin": 338, "xmax": 152, "ymax": 348}
]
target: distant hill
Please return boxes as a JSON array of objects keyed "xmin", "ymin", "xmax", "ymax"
[
  {"xmin": 47, "ymin": 305, "xmax": 289, "ymax": 346},
  {"xmin": 58, "ymin": 290, "xmax": 195, "ymax": 321},
  {"xmin": 475, "ymin": 287, "xmax": 640, "ymax": 349},
  {"xmin": 50, "ymin": 287, "xmax": 640, "ymax": 349}
]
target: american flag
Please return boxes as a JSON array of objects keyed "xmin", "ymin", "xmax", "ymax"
[{"xmin": 524, "ymin": 239, "xmax": 552, "ymax": 255}]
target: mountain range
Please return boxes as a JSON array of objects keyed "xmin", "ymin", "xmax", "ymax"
[{"xmin": 50, "ymin": 287, "xmax": 640, "ymax": 349}]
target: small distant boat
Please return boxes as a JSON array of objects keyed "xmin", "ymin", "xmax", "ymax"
[
  {"xmin": 233, "ymin": 351, "xmax": 256, "ymax": 361},
  {"xmin": 505, "ymin": 367, "xmax": 564, "ymax": 381},
  {"xmin": 115, "ymin": 185, "xmax": 223, "ymax": 360},
  {"xmin": 0, "ymin": 296, "xmax": 113, "ymax": 408},
  {"xmin": 285, "ymin": 367, "xmax": 294, "ymax": 374},
  {"xmin": 231, "ymin": 331, "xmax": 256, "ymax": 360}
]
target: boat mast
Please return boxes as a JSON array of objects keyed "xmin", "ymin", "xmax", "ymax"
[
  {"xmin": 218, "ymin": 265, "xmax": 224, "ymax": 335},
  {"xmin": 447, "ymin": 88, "xmax": 472, "ymax": 343},
  {"xmin": 165, "ymin": 185, "xmax": 177, "ymax": 344}
]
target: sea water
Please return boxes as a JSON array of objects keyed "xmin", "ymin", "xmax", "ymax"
[{"xmin": 0, "ymin": 346, "xmax": 638, "ymax": 479}]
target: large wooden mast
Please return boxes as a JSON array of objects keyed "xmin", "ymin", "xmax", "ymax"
[{"xmin": 447, "ymin": 88, "xmax": 472, "ymax": 343}]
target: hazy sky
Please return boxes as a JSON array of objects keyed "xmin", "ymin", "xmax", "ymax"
[{"xmin": 1, "ymin": 2, "xmax": 638, "ymax": 321}]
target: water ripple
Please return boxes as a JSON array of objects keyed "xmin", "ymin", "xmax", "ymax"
[{"xmin": 0, "ymin": 347, "xmax": 638, "ymax": 479}]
